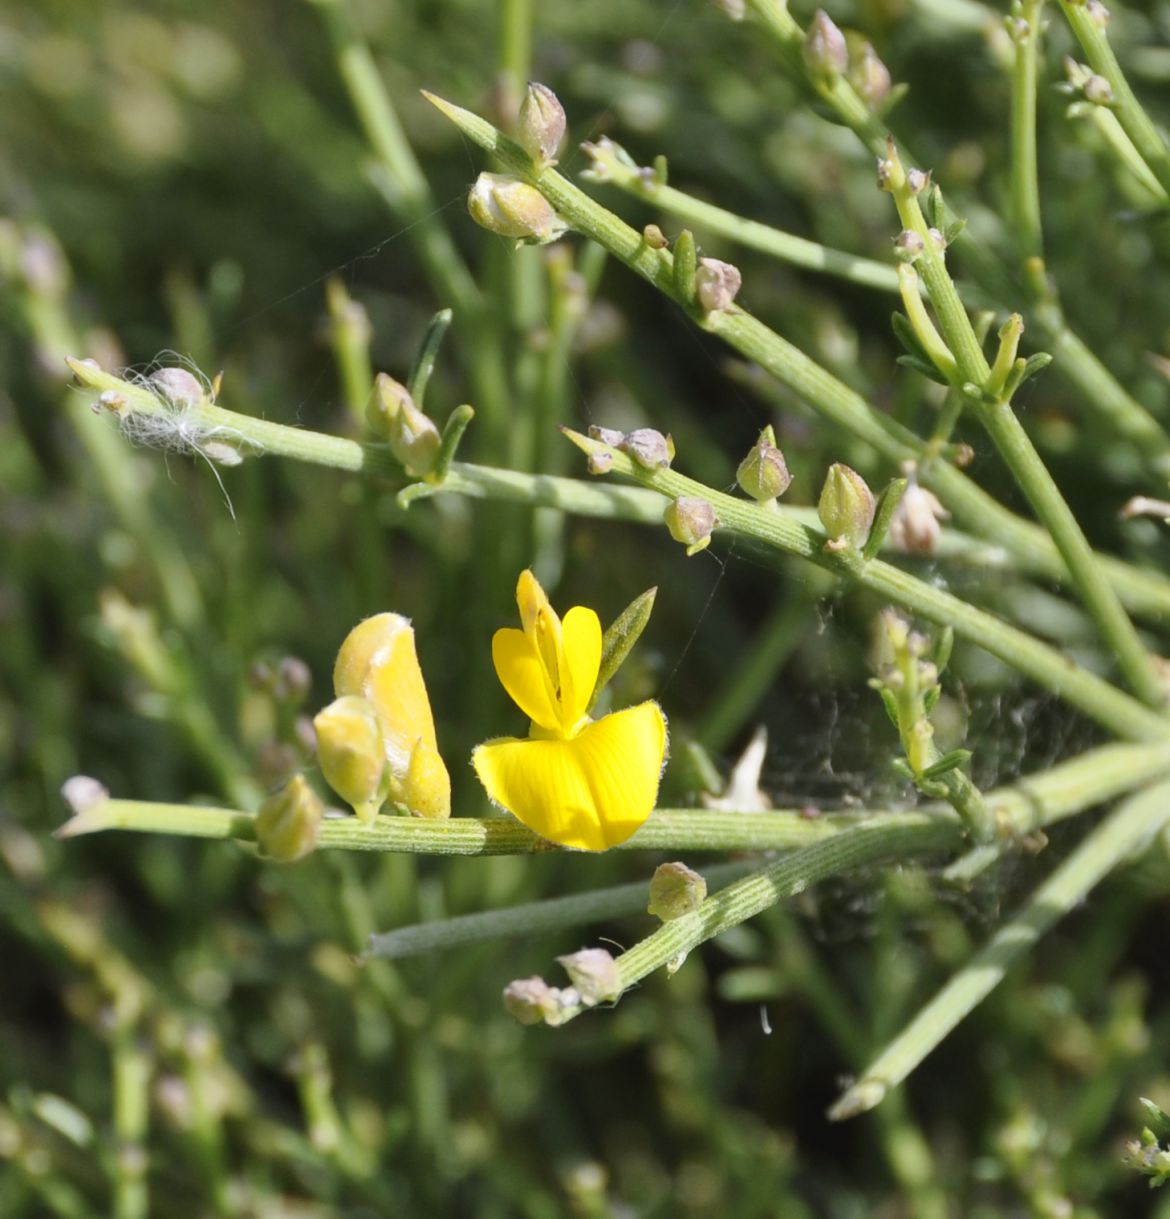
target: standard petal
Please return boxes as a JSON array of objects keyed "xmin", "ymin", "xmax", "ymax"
[
  {"xmin": 491, "ymin": 628, "xmax": 561, "ymax": 733},
  {"xmin": 516, "ymin": 569, "xmax": 562, "ymax": 692},
  {"xmin": 559, "ymin": 605, "xmax": 602, "ymax": 729},
  {"xmin": 360, "ymin": 622, "xmax": 438, "ymax": 770},
  {"xmin": 471, "ymin": 700, "xmax": 667, "ymax": 851}
]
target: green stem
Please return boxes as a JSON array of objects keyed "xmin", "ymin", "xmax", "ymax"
[
  {"xmin": 885, "ymin": 155, "xmax": 1164, "ymax": 706},
  {"xmin": 829, "ymin": 776, "xmax": 1170, "ymax": 1118},
  {"xmin": 569, "ymin": 435, "xmax": 1170, "ymax": 743},
  {"xmin": 976, "ymin": 399, "xmax": 1166, "ymax": 707},
  {"xmin": 1010, "ymin": 3, "xmax": 1045, "ymax": 265},
  {"xmin": 421, "ymin": 93, "xmax": 1170, "ymax": 632},
  {"xmin": 593, "ymin": 154, "xmax": 900, "ymax": 293},
  {"xmin": 365, "ymin": 861, "xmax": 752, "ymax": 959},
  {"xmin": 1059, "ymin": 0, "xmax": 1170, "ymax": 199},
  {"xmin": 550, "ymin": 817, "xmax": 960, "ymax": 1026},
  {"xmin": 58, "ymin": 738, "xmax": 1170, "ymax": 854},
  {"xmin": 111, "ymin": 1034, "xmax": 150, "ymax": 1219}
]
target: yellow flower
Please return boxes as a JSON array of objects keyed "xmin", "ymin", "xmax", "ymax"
[
  {"xmin": 316, "ymin": 613, "xmax": 451, "ymax": 822},
  {"xmin": 472, "ymin": 571, "xmax": 667, "ymax": 851}
]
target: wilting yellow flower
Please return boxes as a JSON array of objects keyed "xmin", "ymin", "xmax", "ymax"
[
  {"xmin": 472, "ymin": 571, "xmax": 667, "ymax": 851},
  {"xmin": 315, "ymin": 613, "xmax": 451, "ymax": 822}
]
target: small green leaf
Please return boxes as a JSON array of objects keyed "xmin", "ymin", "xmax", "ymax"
[
  {"xmin": 879, "ymin": 687, "xmax": 901, "ymax": 730},
  {"xmin": 589, "ymin": 586, "xmax": 657, "ymax": 710},
  {"xmin": 923, "ymin": 685, "xmax": 941, "ymax": 714},
  {"xmin": 864, "ymin": 477, "xmax": 909, "ymax": 560},
  {"xmin": 896, "ymin": 354, "xmax": 952, "ymax": 386},
  {"xmin": 921, "ymin": 749, "xmax": 971, "ymax": 781},
  {"xmin": 892, "ymin": 310, "xmax": 931, "ymax": 362},
  {"xmin": 934, "ymin": 626, "xmax": 955, "ymax": 675},
  {"xmin": 673, "ymin": 229, "xmax": 697, "ymax": 307},
  {"xmin": 1140, "ymin": 1098, "xmax": 1170, "ymax": 1140}
]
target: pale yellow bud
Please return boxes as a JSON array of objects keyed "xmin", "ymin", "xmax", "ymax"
[
  {"xmin": 517, "ymin": 82, "xmax": 566, "ymax": 166},
  {"xmin": 331, "ymin": 613, "xmax": 451, "ymax": 821},
  {"xmin": 467, "ymin": 172, "xmax": 567, "ymax": 243},
  {"xmin": 256, "ymin": 774, "xmax": 323, "ymax": 862},
  {"xmin": 313, "ymin": 695, "xmax": 386, "ymax": 823},
  {"xmin": 367, "ymin": 374, "xmax": 441, "ymax": 478},
  {"xmin": 818, "ymin": 463, "xmax": 876, "ymax": 550}
]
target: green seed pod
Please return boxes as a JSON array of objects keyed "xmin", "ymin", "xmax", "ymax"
[
  {"xmin": 664, "ymin": 495, "xmax": 717, "ymax": 555},
  {"xmin": 818, "ymin": 462, "xmax": 876, "ymax": 550},
  {"xmin": 736, "ymin": 429, "xmax": 792, "ymax": 502},
  {"xmin": 647, "ymin": 861, "xmax": 708, "ymax": 921},
  {"xmin": 516, "ymin": 82, "xmax": 566, "ymax": 166}
]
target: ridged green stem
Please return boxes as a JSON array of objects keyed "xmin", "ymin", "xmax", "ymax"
[
  {"xmin": 1059, "ymin": 0, "xmax": 1170, "ymax": 199},
  {"xmin": 1010, "ymin": 2, "xmax": 1045, "ymax": 264},
  {"xmin": 829, "ymin": 776, "xmax": 1170, "ymax": 1119}
]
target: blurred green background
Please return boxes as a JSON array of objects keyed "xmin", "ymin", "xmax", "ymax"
[{"xmin": 5, "ymin": 0, "xmax": 1170, "ymax": 1214}]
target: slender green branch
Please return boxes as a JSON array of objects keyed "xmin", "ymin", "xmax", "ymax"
[
  {"xmin": 585, "ymin": 143, "xmax": 900, "ymax": 293},
  {"xmin": 421, "ymin": 93, "xmax": 1170, "ymax": 626},
  {"xmin": 551, "ymin": 818, "xmax": 961, "ymax": 1026},
  {"xmin": 883, "ymin": 152, "xmax": 1165, "ymax": 706},
  {"xmin": 829, "ymin": 776, "xmax": 1170, "ymax": 1119},
  {"xmin": 57, "ymin": 737, "xmax": 1170, "ymax": 855},
  {"xmin": 365, "ymin": 862, "xmax": 752, "ymax": 959},
  {"xmin": 568, "ymin": 434, "xmax": 1170, "ymax": 742},
  {"xmin": 740, "ymin": 0, "xmax": 1170, "ymax": 472},
  {"xmin": 1059, "ymin": 0, "xmax": 1170, "ymax": 199},
  {"xmin": 1010, "ymin": 2, "xmax": 1045, "ymax": 264}
]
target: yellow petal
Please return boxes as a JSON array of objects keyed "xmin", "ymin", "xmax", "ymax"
[
  {"xmin": 398, "ymin": 738, "xmax": 451, "ymax": 820},
  {"xmin": 558, "ymin": 605, "xmax": 602, "ymax": 729},
  {"xmin": 313, "ymin": 694, "xmax": 386, "ymax": 820},
  {"xmin": 471, "ymin": 701, "xmax": 667, "ymax": 851},
  {"xmin": 491, "ymin": 627, "xmax": 561, "ymax": 733},
  {"xmin": 330, "ymin": 613, "xmax": 449, "ymax": 816},
  {"xmin": 516, "ymin": 569, "xmax": 562, "ymax": 692}
]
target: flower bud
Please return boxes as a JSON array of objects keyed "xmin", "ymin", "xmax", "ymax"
[
  {"xmin": 642, "ymin": 223, "xmax": 669, "ymax": 249},
  {"xmin": 1086, "ymin": 1, "xmax": 1110, "ymax": 26},
  {"xmin": 467, "ymin": 172, "xmax": 566, "ymax": 243},
  {"xmin": 818, "ymin": 463, "xmax": 876, "ymax": 551},
  {"xmin": 893, "ymin": 229, "xmax": 924, "ymax": 261},
  {"xmin": 256, "ymin": 774, "xmax": 323, "ymax": 862},
  {"xmin": 647, "ymin": 861, "xmax": 708, "ymax": 921},
  {"xmin": 517, "ymin": 82, "xmax": 566, "ymax": 166},
  {"xmin": 889, "ymin": 479, "xmax": 949, "ymax": 554},
  {"xmin": 621, "ymin": 428, "xmax": 674, "ymax": 469},
  {"xmin": 695, "ymin": 257, "xmax": 742, "ymax": 312},
  {"xmin": 850, "ymin": 41, "xmax": 891, "ymax": 110},
  {"xmin": 905, "ymin": 168, "xmax": 930, "ymax": 196},
  {"xmin": 556, "ymin": 948, "xmax": 621, "ymax": 1005},
  {"xmin": 664, "ymin": 495, "xmax": 717, "ymax": 555},
  {"xmin": 401, "ymin": 738, "xmax": 451, "ymax": 821},
  {"xmin": 313, "ymin": 695, "xmax": 386, "ymax": 823},
  {"xmin": 332, "ymin": 613, "xmax": 451, "ymax": 820},
  {"xmin": 587, "ymin": 450, "xmax": 614, "ymax": 475},
  {"xmin": 150, "ymin": 367, "xmax": 205, "ymax": 410},
  {"xmin": 803, "ymin": 9, "xmax": 849, "ymax": 78},
  {"xmin": 368, "ymin": 373, "xmax": 441, "ymax": 478},
  {"xmin": 502, "ymin": 976, "xmax": 559, "ymax": 1025},
  {"xmin": 736, "ymin": 429, "xmax": 792, "ymax": 502},
  {"xmin": 588, "ymin": 424, "xmax": 625, "ymax": 447},
  {"xmin": 1083, "ymin": 73, "xmax": 1114, "ymax": 105}
]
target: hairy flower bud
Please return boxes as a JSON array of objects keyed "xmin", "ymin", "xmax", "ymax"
[
  {"xmin": 850, "ymin": 41, "xmax": 891, "ymax": 109},
  {"xmin": 905, "ymin": 168, "xmax": 930, "ymax": 196},
  {"xmin": 695, "ymin": 257, "xmax": 742, "ymax": 312},
  {"xmin": 647, "ymin": 861, "xmax": 708, "ymax": 921},
  {"xmin": 368, "ymin": 373, "xmax": 441, "ymax": 478},
  {"xmin": 818, "ymin": 462, "xmax": 876, "ymax": 550},
  {"xmin": 517, "ymin": 82, "xmax": 566, "ymax": 166},
  {"xmin": 556, "ymin": 948, "xmax": 621, "ymax": 1005},
  {"xmin": 888, "ymin": 481, "xmax": 949, "ymax": 555},
  {"xmin": 893, "ymin": 229, "xmax": 925, "ymax": 261},
  {"xmin": 502, "ymin": 976, "xmax": 559, "ymax": 1025},
  {"xmin": 467, "ymin": 172, "xmax": 566, "ymax": 243},
  {"xmin": 256, "ymin": 774, "xmax": 323, "ymax": 862},
  {"xmin": 621, "ymin": 428, "xmax": 674, "ymax": 469},
  {"xmin": 803, "ymin": 9, "xmax": 849, "ymax": 78},
  {"xmin": 150, "ymin": 367, "xmax": 205, "ymax": 410},
  {"xmin": 736, "ymin": 429, "xmax": 792, "ymax": 502},
  {"xmin": 313, "ymin": 695, "xmax": 386, "ymax": 823},
  {"xmin": 664, "ymin": 495, "xmax": 717, "ymax": 555}
]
